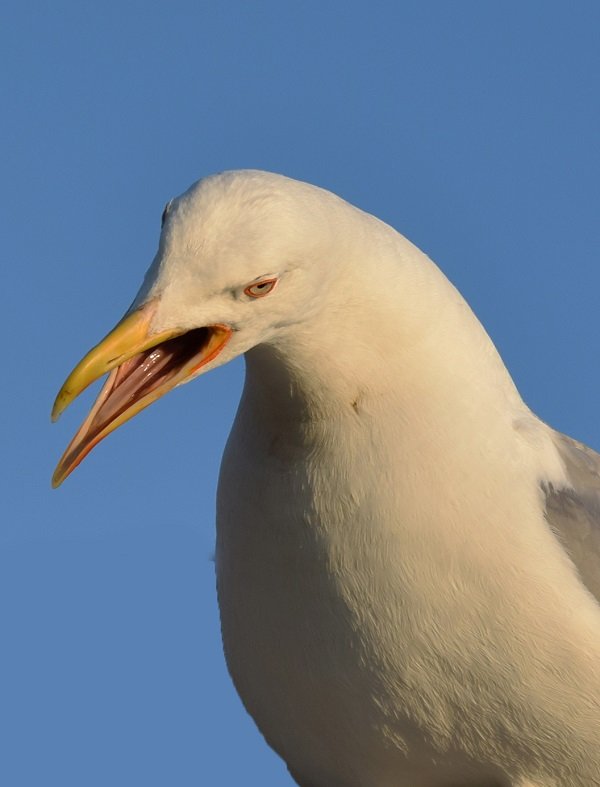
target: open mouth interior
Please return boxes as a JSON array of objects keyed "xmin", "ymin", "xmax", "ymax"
[
  {"xmin": 53, "ymin": 325, "xmax": 231, "ymax": 487},
  {"xmin": 52, "ymin": 309, "xmax": 234, "ymax": 487},
  {"xmin": 86, "ymin": 326, "xmax": 213, "ymax": 437}
]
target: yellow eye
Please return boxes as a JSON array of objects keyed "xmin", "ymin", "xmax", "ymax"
[{"xmin": 244, "ymin": 278, "xmax": 278, "ymax": 298}]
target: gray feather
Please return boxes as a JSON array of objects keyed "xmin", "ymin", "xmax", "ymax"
[{"xmin": 543, "ymin": 430, "xmax": 600, "ymax": 603}]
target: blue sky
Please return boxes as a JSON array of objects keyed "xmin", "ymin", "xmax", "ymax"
[{"xmin": 3, "ymin": 2, "xmax": 600, "ymax": 785}]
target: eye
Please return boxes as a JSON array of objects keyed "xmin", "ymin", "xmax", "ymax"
[{"xmin": 244, "ymin": 278, "xmax": 278, "ymax": 298}]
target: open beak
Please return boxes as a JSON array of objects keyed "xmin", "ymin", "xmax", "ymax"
[{"xmin": 51, "ymin": 299, "xmax": 232, "ymax": 488}]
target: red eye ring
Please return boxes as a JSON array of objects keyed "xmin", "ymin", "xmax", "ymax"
[{"xmin": 244, "ymin": 278, "xmax": 278, "ymax": 298}]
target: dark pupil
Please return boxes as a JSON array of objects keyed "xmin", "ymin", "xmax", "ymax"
[{"xmin": 256, "ymin": 283, "xmax": 267, "ymax": 289}]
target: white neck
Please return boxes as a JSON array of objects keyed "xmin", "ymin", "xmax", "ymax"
[{"xmin": 243, "ymin": 218, "xmax": 525, "ymax": 446}]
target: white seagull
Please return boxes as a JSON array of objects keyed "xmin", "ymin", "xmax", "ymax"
[{"xmin": 52, "ymin": 171, "xmax": 600, "ymax": 787}]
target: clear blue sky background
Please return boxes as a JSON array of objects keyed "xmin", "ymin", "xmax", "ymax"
[{"xmin": 3, "ymin": 2, "xmax": 600, "ymax": 785}]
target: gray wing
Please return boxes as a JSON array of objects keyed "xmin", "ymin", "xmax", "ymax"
[{"xmin": 543, "ymin": 430, "xmax": 600, "ymax": 603}]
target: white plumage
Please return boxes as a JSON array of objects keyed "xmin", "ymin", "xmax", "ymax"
[{"xmin": 54, "ymin": 171, "xmax": 600, "ymax": 786}]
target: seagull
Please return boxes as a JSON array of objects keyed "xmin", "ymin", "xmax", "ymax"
[{"xmin": 52, "ymin": 170, "xmax": 600, "ymax": 786}]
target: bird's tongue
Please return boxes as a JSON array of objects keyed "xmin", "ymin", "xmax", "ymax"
[{"xmin": 88, "ymin": 328, "xmax": 211, "ymax": 435}]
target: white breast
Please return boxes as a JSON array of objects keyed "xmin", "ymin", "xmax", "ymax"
[
  {"xmin": 216, "ymin": 357, "xmax": 600, "ymax": 786},
  {"xmin": 214, "ymin": 203, "xmax": 600, "ymax": 787}
]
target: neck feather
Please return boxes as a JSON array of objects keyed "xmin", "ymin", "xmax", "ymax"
[{"xmin": 244, "ymin": 224, "xmax": 523, "ymax": 434}]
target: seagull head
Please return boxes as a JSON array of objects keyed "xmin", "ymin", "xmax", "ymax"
[{"xmin": 51, "ymin": 170, "xmax": 352, "ymax": 487}]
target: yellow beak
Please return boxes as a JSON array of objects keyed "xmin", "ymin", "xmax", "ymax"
[{"xmin": 51, "ymin": 300, "xmax": 231, "ymax": 488}]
